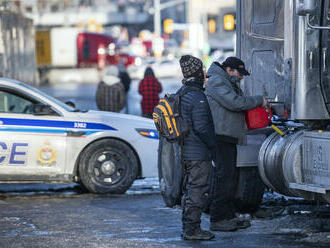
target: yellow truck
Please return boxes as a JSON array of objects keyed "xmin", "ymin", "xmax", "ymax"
[{"xmin": 35, "ymin": 30, "xmax": 52, "ymax": 67}]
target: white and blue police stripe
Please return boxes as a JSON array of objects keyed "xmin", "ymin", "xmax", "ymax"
[{"xmin": 0, "ymin": 118, "xmax": 117, "ymax": 136}]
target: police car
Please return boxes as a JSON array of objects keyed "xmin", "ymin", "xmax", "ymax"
[{"xmin": 0, "ymin": 78, "xmax": 159, "ymax": 194}]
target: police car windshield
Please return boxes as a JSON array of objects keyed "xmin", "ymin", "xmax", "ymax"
[{"xmin": 20, "ymin": 82, "xmax": 78, "ymax": 112}]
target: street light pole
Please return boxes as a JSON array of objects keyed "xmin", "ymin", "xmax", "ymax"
[
  {"xmin": 153, "ymin": 0, "xmax": 187, "ymax": 38},
  {"xmin": 154, "ymin": 0, "xmax": 161, "ymax": 38}
]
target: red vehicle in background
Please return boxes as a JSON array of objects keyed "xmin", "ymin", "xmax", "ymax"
[
  {"xmin": 118, "ymin": 53, "xmax": 136, "ymax": 67},
  {"xmin": 36, "ymin": 28, "xmax": 136, "ymax": 84},
  {"xmin": 77, "ymin": 33, "xmax": 135, "ymax": 69},
  {"xmin": 77, "ymin": 32, "xmax": 116, "ymax": 69},
  {"xmin": 77, "ymin": 32, "xmax": 135, "ymax": 69}
]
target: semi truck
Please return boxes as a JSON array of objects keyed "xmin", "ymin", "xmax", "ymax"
[
  {"xmin": 237, "ymin": 0, "xmax": 330, "ymax": 204},
  {"xmin": 158, "ymin": 0, "xmax": 330, "ymax": 210}
]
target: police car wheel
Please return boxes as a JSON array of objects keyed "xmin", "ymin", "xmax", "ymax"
[
  {"xmin": 78, "ymin": 139, "xmax": 138, "ymax": 194},
  {"xmin": 235, "ymin": 167, "xmax": 265, "ymax": 213},
  {"xmin": 158, "ymin": 136, "xmax": 183, "ymax": 207}
]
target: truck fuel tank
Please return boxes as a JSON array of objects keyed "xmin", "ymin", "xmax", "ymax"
[
  {"xmin": 259, "ymin": 130, "xmax": 303, "ymax": 197},
  {"xmin": 259, "ymin": 129, "xmax": 330, "ymax": 202}
]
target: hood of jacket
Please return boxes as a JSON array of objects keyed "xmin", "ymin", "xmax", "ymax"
[
  {"xmin": 207, "ymin": 62, "xmax": 240, "ymax": 86},
  {"xmin": 102, "ymin": 75, "xmax": 121, "ymax": 86},
  {"xmin": 206, "ymin": 62, "xmax": 242, "ymax": 96},
  {"xmin": 182, "ymin": 76, "xmax": 204, "ymax": 90}
]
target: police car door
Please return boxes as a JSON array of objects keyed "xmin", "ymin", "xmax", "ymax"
[{"xmin": 0, "ymin": 88, "xmax": 67, "ymax": 182}]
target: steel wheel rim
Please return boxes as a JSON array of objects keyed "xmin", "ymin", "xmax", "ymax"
[{"xmin": 91, "ymin": 150, "xmax": 128, "ymax": 186}]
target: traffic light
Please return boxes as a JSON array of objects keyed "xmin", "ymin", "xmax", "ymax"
[
  {"xmin": 96, "ymin": 23, "xmax": 103, "ymax": 33},
  {"xmin": 223, "ymin": 14, "xmax": 235, "ymax": 31},
  {"xmin": 208, "ymin": 19, "xmax": 216, "ymax": 33},
  {"xmin": 164, "ymin": 19, "xmax": 174, "ymax": 34}
]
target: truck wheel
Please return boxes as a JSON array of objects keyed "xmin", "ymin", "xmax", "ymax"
[
  {"xmin": 235, "ymin": 167, "xmax": 265, "ymax": 213},
  {"xmin": 158, "ymin": 137, "xmax": 183, "ymax": 207},
  {"xmin": 78, "ymin": 139, "xmax": 138, "ymax": 194}
]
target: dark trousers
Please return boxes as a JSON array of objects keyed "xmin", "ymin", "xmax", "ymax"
[
  {"xmin": 209, "ymin": 140, "xmax": 238, "ymax": 222},
  {"xmin": 182, "ymin": 160, "xmax": 211, "ymax": 233}
]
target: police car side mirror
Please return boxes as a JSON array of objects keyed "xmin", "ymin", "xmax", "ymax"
[
  {"xmin": 32, "ymin": 104, "xmax": 57, "ymax": 116},
  {"xmin": 65, "ymin": 101, "xmax": 75, "ymax": 108}
]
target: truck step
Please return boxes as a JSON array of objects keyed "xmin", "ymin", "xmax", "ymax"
[{"xmin": 289, "ymin": 183, "xmax": 330, "ymax": 194}]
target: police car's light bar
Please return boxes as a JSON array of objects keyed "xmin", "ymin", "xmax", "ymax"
[{"xmin": 135, "ymin": 128, "xmax": 159, "ymax": 139}]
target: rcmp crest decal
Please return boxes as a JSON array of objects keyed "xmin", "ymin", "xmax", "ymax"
[{"xmin": 37, "ymin": 140, "xmax": 57, "ymax": 166}]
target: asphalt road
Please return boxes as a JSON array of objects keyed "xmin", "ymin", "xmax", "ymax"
[
  {"xmin": 38, "ymin": 77, "xmax": 182, "ymax": 116},
  {"xmin": 0, "ymin": 190, "xmax": 324, "ymax": 248}
]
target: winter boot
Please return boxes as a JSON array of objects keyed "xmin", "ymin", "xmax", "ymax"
[
  {"xmin": 210, "ymin": 217, "xmax": 251, "ymax": 231},
  {"xmin": 181, "ymin": 228, "xmax": 215, "ymax": 240},
  {"xmin": 235, "ymin": 217, "xmax": 251, "ymax": 229},
  {"xmin": 210, "ymin": 219, "xmax": 238, "ymax": 232}
]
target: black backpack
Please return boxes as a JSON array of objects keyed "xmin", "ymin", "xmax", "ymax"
[{"xmin": 152, "ymin": 88, "xmax": 195, "ymax": 143}]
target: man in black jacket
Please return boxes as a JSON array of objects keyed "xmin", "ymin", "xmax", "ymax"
[{"xmin": 178, "ymin": 55, "xmax": 216, "ymax": 240}]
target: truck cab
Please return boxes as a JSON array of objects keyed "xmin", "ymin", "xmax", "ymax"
[
  {"xmin": 237, "ymin": 0, "xmax": 330, "ymax": 203},
  {"xmin": 77, "ymin": 32, "xmax": 117, "ymax": 69}
]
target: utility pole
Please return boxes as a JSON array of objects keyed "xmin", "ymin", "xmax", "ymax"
[
  {"xmin": 152, "ymin": 0, "xmax": 187, "ymax": 57},
  {"xmin": 154, "ymin": 0, "xmax": 161, "ymax": 38},
  {"xmin": 153, "ymin": 0, "xmax": 187, "ymax": 38}
]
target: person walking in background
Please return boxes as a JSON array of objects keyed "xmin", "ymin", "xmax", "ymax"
[
  {"xmin": 205, "ymin": 57, "xmax": 267, "ymax": 232},
  {"xmin": 95, "ymin": 65, "xmax": 126, "ymax": 112},
  {"xmin": 138, "ymin": 67, "xmax": 162, "ymax": 118},
  {"xmin": 118, "ymin": 62, "xmax": 131, "ymax": 93},
  {"xmin": 118, "ymin": 62, "xmax": 131, "ymax": 113},
  {"xmin": 178, "ymin": 55, "xmax": 216, "ymax": 241}
]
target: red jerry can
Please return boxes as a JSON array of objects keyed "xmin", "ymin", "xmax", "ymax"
[{"xmin": 245, "ymin": 106, "xmax": 272, "ymax": 130}]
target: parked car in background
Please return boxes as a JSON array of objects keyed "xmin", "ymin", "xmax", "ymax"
[
  {"xmin": 0, "ymin": 78, "xmax": 158, "ymax": 194},
  {"xmin": 163, "ymin": 39, "xmax": 180, "ymax": 57}
]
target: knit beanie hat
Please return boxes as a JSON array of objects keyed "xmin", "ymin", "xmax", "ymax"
[{"xmin": 179, "ymin": 55, "xmax": 204, "ymax": 79}]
